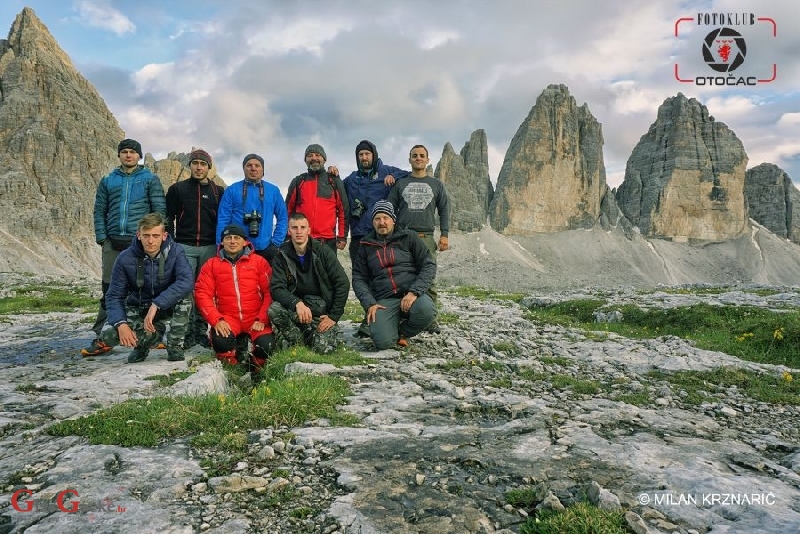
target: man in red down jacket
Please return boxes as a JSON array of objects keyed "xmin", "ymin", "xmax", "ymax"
[
  {"xmin": 194, "ymin": 224, "xmax": 275, "ymax": 371},
  {"xmin": 285, "ymin": 144, "xmax": 349, "ymax": 252}
]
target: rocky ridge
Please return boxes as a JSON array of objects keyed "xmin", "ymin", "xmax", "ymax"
[
  {"xmin": 615, "ymin": 94, "xmax": 748, "ymax": 242},
  {"xmin": 744, "ymin": 162, "xmax": 800, "ymax": 244},
  {"xmin": 0, "ymin": 274, "xmax": 798, "ymax": 533},
  {"xmin": 435, "ymin": 129, "xmax": 494, "ymax": 232}
]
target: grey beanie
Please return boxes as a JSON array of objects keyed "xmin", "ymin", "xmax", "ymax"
[
  {"xmin": 304, "ymin": 143, "xmax": 327, "ymax": 161},
  {"xmin": 242, "ymin": 153, "xmax": 265, "ymax": 167}
]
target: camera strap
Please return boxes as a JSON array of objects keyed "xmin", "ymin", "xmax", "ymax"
[{"xmin": 241, "ymin": 180, "xmax": 265, "ymax": 203}]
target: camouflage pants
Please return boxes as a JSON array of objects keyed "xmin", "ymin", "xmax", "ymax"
[
  {"xmin": 100, "ymin": 303, "xmax": 187, "ymax": 351},
  {"xmin": 176, "ymin": 243, "xmax": 216, "ymax": 340},
  {"xmin": 268, "ymin": 301, "xmax": 340, "ymax": 354}
]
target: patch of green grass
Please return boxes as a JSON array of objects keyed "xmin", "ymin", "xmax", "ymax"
[
  {"xmin": 524, "ymin": 299, "xmax": 606, "ymax": 326},
  {"xmin": 527, "ymin": 300, "xmax": 800, "ymax": 367},
  {"xmin": 550, "ymin": 375, "xmax": 601, "ymax": 395},
  {"xmin": 493, "ymin": 341, "xmax": 516, "ymax": 353},
  {"xmin": 489, "ymin": 377, "xmax": 512, "ymax": 388},
  {"xmin": 448, "ymin": 285, "xmax": 525, "ymax": 303},
  {"xmin": 539, "ymin": 356, "xmax": 571, "ymax": 367},
  {"xmin": 648, "ymin": 367, "xmax": 799, "ymax": 406},
  {"xmin": 437, "ymin": 311, "xmax": 459, "ymax": 325},
  {"xmin": 289, "ymin": 506, "xmax": 313, "ymax": 519},
  {"xmin": 144, "ymin": 371, "xmax": 194, "ymax": 387},
  {"xmin": 259, "ymin": 345, "xmax": 373, "ymax": 382},
  {"xmin": 48, "ymin": 371, "xmax": 357, "ymax": 449},
  {"xmin": 505, "ymin": 487, "xmax": 539, "ymax": 508},
  {"xmin": 341, "ymin": 299, "xmax": 364, "ymax": 323},
  {"xmin": 521, "ymin": 502, "xmax": 628, "ymax": 534},
  {"xmin": 614, "ymin": 388, "xmax": 651, "ymax": 406},
  {"xmin": 0, "ymin": 286, "xmax": 96, "ymax": 314}
]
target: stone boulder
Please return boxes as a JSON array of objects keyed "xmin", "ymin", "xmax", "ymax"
[
  {"xmin": 744, "ymin": 163, "xmax": 800, "ymax": 242},
  {"xmin": 0, "ymin": 7, "xmax": 123, "ymax": 276},
  {"xmin": 434, "ymin": 129, "xmax": 493, "ymax": 232},
  {"xmin": 615, "ymin": 93, "xmax": 748, "ymax": 241},
  {"xmin": 488, "ymin": 84, "xmax": 608, "ymax": 234}
]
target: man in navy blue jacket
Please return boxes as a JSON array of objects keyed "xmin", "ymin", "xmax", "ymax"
[{"xmin": 101, "ymin": 212, "xmax": 194, "ymax": 363}]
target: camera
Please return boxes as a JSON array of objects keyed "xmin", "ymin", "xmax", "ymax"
[
  {"xmin": 243, "ymin": 210, "xmax": 262, "ymax": 237},
  {"xmin": 351, "ymin": 198, "xmax": 366, "ymax": 218}
]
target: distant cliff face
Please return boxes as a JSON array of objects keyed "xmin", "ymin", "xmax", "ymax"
[
  {"xmin": 434, "ymin": 129, "xmax": 493, "ymax": 232},
  {"xmin": 743, "ymin": 162, "xmax": 800, "ymax": 243},
  {"xmin": 489, "ymin": 84, "xmax": 608, "ymax": 234},
  {"xmin": 0, "ymin": 8, "xmax": 123, "ymax": 275},
  {"xmin": 615, "ymin": 94, "xmax": 748, "ymax": 241}
]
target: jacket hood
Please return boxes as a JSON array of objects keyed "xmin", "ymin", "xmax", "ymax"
[{"xmin": 355, "ymin": 140, "xmax": 378, "ymax": 172}]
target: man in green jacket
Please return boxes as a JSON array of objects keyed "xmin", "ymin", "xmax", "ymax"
[
  {"xmin": 269, "ymin": 212, "xmax": 350, "ymax": 354},
  {"xmin": 82, "ymin": 139, "xmax": 166, "ymax": 356}
]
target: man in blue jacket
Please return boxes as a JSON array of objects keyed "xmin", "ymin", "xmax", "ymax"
[
  {"xmin": 101, "ymin": 212, "xmax": 194, "ymax": 363},
  {"xmin": 82, "ymin": 139, "xmax": 166, "ymax": 356},
  {"xmin": 343, "ymin": 140, "xmax": 406, "ymax": 337},
  {"xmin": 352, "ymin": 201, "xmax": 436, "ymax": 350},
  {"xmin": 216, "ymin": 153, "xmax": 288, "ymax": 265}
]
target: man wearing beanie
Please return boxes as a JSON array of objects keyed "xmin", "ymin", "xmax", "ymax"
[
  {"xmin": 285, "ymin": 144, "xmax": 349, "ymax": 252},
  {"xmin": 165, "ymin": 148, "xmax": 226, "ymax": 348},
  {"xmin": 216, "ymin": 153, "xmax": 288, "ymax": 265},
  {"xmin": 81, "ymin": 138, "xmax": 167, "ymax": 357},
  {"xmin": 342, "ymin": 140, "xmax": 408, "ymax": 336},
  {"xmin": 195, "ymin": 223, "xmax": 275, "ymax": 377},
  {"xmin": 351, "ymin": 200, "xmax": 436, "ymax": 349}
]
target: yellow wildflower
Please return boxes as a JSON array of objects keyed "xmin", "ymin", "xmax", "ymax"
[
  {"xmin": 783, "ymin": 371, "xmax": 793, "ymax": 383},
  {"xmin": 773, "ymin": 328, "xmax": 784, "ymax": 340}
]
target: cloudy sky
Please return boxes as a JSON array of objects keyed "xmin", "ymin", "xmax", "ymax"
[{"xmin": 1, "ymin": 0, "xmax": 797, "ymax": 192}]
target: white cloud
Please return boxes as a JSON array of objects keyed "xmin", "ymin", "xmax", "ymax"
[
  {"xmin": 73, "ymin": 0, "xmax": 135, "ymax": 35},
  {"xmin": 245, "ymin": 16, "xmax": 353, "ymax": 57}
]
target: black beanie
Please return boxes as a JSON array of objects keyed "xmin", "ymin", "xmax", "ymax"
[
  {"xmin": 304, "ymin": 143, "xmax": 327, "ymax": 161},
  {"xmin": 118, "ymin": 139, "xmax": 143, "ymax": 159},
  {"xmin": 221, "ymin": 224, "xmax": 247, "ymax": 239}
]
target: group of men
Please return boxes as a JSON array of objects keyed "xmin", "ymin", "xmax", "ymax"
[{"xmin": 82, "ymin": 136, "xmax": 450, "ymax": 371}]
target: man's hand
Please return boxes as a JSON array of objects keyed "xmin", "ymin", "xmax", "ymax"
[
  {"xmin": 400, "ymin": 292, "xmax": 417, "ymax": 313},
  {"xmin": 251, "ymin": 320, "xmax": 265, "ymax": 332},
  {"xmin": 214, "ymin": 319, "xmax": 232, "ymax": 337},
  {"xmin": 336, "ymin": 238, "xmax": 347, "ymax": 250},
  {"xmin": 317, "ymin": 315, "xmax": 336, "ymax": 333},
  {"xmin": 327, "ymin": 166, "xmax": 339, "ymax": 177},
  {"xmin": 117, "ymin": 323, "xmax": 137, "ymax": 347},
  {"xmin": 383, "ymin": 174, "xmax": 395, "ymax": 186},
  {"xmin": 143, "ymin": 304, "xmax": 158, "ymax": 333},
  {"xmin": 296, "ymin": 301, "xmax": 313, "ymax": 324},
  {"xmin": 437, "ymin": 236, "xmax": 449, "ymax": 251},
  {"xmin": 366, "ymin": 303, "xmax": 386, "ymax": 324}
]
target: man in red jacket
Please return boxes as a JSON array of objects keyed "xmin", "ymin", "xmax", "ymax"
[
  {"xmin": 285, "ymin": 144, "xmax": 349, "ymax": 252},
  {"xmin": 194, "ymin": 224, "xmax": 275, "ymax": 372}
]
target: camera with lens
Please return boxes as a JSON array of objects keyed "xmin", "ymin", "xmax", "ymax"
[
  {"xmin": 351, "ymin": 198, "xmax": 366, "ymax": 218},
  {"xmin": 243, "ymin": 210, "xmax": 262, "ymax": 237}
]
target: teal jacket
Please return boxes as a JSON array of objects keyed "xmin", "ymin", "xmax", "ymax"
[{"xmin": 94, "ymin": 166, "xmax": 166, "ymax": 243}]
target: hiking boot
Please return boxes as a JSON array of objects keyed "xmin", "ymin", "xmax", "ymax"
[
  {"xmin": 425, "ymin": 320, "xmax": 441, "ymax": 334},
  {"xmin": 183, "ymin": 334, "xmax": 196, "ymax": 349},
  {"xmin": 167, "ymin": 348, "xmax": 185, "ymax": 362},
  {"xmin": 81, "ymin": 338, "xmax": 112, "ymax": 357},
  {"xmin": 127, "ymin": 347, "xmax": 149, "ymax": 363},
  {"xmin": 397, "ymin": 337, "xmax": 409, "ymax": 348},
  {"xmin": 197, "ymin": 335, "xmax": 211, "ymax": 349},
  {"xmin": 354, "ymin": 320, "xmax": 370, "ymax": 338}
]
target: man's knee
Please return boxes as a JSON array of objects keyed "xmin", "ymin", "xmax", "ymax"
[
  {"xmin": 253, "ymin": 333, "xmax": 275, "ymax": 359},
  {"xmin": 210, "ymin": 331, "xmax": 236, "ymax": 352}
]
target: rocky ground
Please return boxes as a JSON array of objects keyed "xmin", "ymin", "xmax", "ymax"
[{"xmin": 0, "ymin": 277, "xmax": 799, "ymax": 533}]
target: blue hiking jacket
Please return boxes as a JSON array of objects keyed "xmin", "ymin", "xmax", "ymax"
[
  {"xmin": 93, "ymin": 166, "xmax": 166, "ymax": 243},
  {"xmin": 215, "ymin": 179, "xmax": 288, "ymax": 251}
]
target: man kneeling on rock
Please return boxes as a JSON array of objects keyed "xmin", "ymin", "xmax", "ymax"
[
  {"xmin": 269, "ymin": 212, "xmax": 350, "ymax": 354},
  {"xmin": 194, "ymin": 224, "xmax": 275, "ymax": 371},
  {"xmin": 352, "ymin": 200, "xmax": 436, "ymax": 349},
  {"xmin": 102, "ymin": 212, "xmax": 194, "ymax": 363}
]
